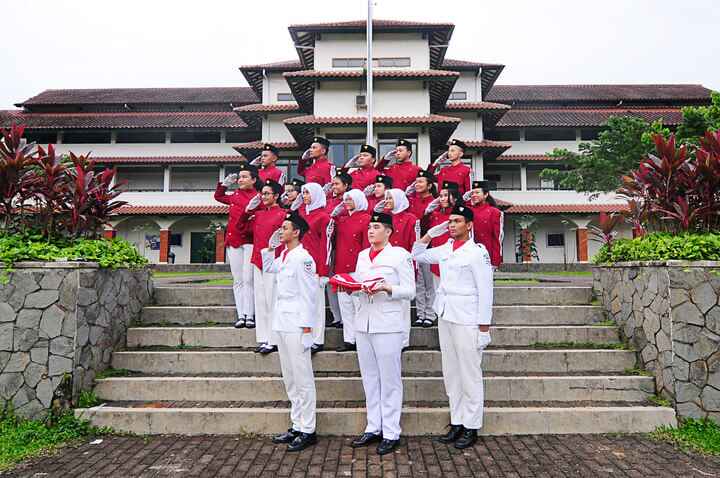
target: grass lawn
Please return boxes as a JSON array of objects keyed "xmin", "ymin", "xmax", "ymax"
[
  {"xmin": 538, "ymin": 271, "xmax": 593, "ymax": 277},
  {"xmin": 200, "ymin": 279, "xmax": 233, "ymax": 286},
  {"xmin": 151, "ymin": 271, "xmax": 224, "ymax": 278},
  {"xmin": 530, "ymin": 341, "xmax": 628, "ymax": 350},
  {"xmin": 494, "ymin": 279, "xmax": 541, "ymax": 285},
  {"xmin": 651, "ymin": 418, "xmax": 720, "ymax": 455}
]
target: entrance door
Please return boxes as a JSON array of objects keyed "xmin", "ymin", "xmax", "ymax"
[{"xmin": 190, "ymin": 232, "xmax": 215, "ymax": 263}]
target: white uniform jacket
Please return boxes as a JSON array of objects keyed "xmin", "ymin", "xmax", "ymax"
[
  {"xmin": 262, "ymin": 246, "xmax": 318, "ymax": 332},
  {"xmin": 412, "ymin": 239, "xmax": 493, "ymax": 325},
  {"xmin": 354, "ymin": 245, "xmax": 416, "ymax": 334}
]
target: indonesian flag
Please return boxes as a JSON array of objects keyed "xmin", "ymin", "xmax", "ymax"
[{"xmin": 329, "ymin": 273, "xmax": 385, "ymax": 293}]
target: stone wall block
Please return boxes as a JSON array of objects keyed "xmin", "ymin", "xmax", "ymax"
[{"xmin": 39, "ymin": 305, "xmax": 64, "ymax": 339}]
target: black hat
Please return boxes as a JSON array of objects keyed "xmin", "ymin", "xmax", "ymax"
[
  {"xmin": 290, "ymin": 178, "xmax": 305, "ymax": 189},
  {"xmin": 263, "ymin": 179, "xmax": 283, "ymax": 195},
  {"xmin": 285, "ymin": 211, "xmax": 309, "ymax": 235},
  {"xmin": 335, "ymin": 170, "xmax": 353, "ymax": 186},
  {"xmin": 312, "ymin": 136, "xmax": 330, "ymax": 148},
  {"xmin": 442, "ymin": 181, "xmax": 460, "ymax": 191},
  {"xmin": 396, "ymin": 139, "xmax": 412, "ymax": 151},
  {"xmin": 450, "ymin": 204, "xmax": 474, "ymax": 221},
  {"xmin": 237, "ymin": 163, "xmax": 259, "ymax": 176},
  {"xmin": 472, "ymin": 180, "xmax": 496, "ymax": 192},
  {"xmin": 448, "ymin": 139, "xmax": 467, "ymax": 151},
  {"xmin": 375, "ymin": 175, "xmax": 393, "ymax": 188},
  {"xmin": 360, "ymin": 144, "xmax": 377, "ymax": 157},
  {"xmin": 262, "ymin": 143, "xmax": 279, "ymax": 156},
  {"xmin": 370, "ymin": 212, "xmax": 394, "ymax": 229},
  {"xmin": 417, "ymin": 169, "xmax": 436, "ymax": 182}
]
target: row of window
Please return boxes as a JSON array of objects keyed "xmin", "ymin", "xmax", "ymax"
[
  {"xmin": 24, "ymin": 130, "xmax": 255, "ymax": 144},
  {"xmin": 332, "ymin": 57, "xmax": 412, "ymax": 68},
  {"xmin": 485, "ymin": 128, "xmax": 602, "ymax": 142}
]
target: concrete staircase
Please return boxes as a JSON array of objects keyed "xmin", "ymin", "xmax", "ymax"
[{"xmin": 76, "ymin": 284, "xmax": 677, "ymax": 435}]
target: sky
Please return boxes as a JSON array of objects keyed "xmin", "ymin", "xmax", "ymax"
[{"xmin": 2, "ymin": 0, "xmax": 719, "ymax": 109}]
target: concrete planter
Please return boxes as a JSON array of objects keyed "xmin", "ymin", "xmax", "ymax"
[
  {"xmin": 593, "ymin": 261, "xmax": 720, "ymax": 421},
  {"xmin": 0, "ymin": 262, "xmax": 152, "ymax": 418}
]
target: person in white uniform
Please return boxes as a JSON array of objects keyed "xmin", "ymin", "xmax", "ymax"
[
  {"xmin": 351, "ymin": 212, "xmax": 416, "ymax": 455},
  {"xmin": 262, "ymin": 212, "xmax": 319, "ymax": 452},
  {"xmin": 411, "ymin": 204, "xmax": 493, "ymax": 449}
]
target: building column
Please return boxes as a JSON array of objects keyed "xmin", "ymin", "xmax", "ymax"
[
  {"xmin": 569, "ymin": 216, "xmax": 593, "ymax": 263},
  {"xmin": 215, "ymin": 227, "xmax": 226, "ymax": 264},
  {"xmin": 520, "ymin": 164, "xmax": 527, "ymax": 191},
  {"xmin": 159, "ymin": 229, "xmax": 171, "ymax": 264},
  {"xmin": 518, "ymin": 217, "xmax": 535, "ymax": 263}
]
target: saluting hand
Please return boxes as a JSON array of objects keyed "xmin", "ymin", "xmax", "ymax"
[
  {"xmin": 221, "ymin": 173, "xmax": 238, "ymax": 187},
  {"xmin": 427, "ymin": 220, "xmax": 449, "ymax": 239}
]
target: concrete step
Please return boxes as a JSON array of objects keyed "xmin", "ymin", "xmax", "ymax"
[
  {"xmin": 153, "ymin": 286, "xmax": 593, "ymax": 307},
  {"xmin": 94, "ymin": 375, "xmax": 655, "ymax": 403},
  {"xmin": 75, "ymin": 405, "xmax": 676, "ymax": 436},
  {"xmin": 111, "ymin": 349, "xmax": 636, "ymax": 375},
  {"xmin": 127, "ymin": 325, "xmax": 620, "ymax": 349},
  {"xmin": 139, "ymin": 305, "xmax": 605, "ymax": 326}
]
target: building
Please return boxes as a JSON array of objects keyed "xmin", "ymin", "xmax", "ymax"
[{"xmin": 0, "ymin": 19, "xmax": 712, "ymax": 265}]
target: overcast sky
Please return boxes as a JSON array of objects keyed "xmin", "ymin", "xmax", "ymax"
[{"xmin": 2, "ymin": 0, "xmax": 718, "ymax": 109}]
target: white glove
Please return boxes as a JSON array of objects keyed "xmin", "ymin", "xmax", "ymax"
[
  {"xmin": 477, "ymin": 331, "xmax": 492, "ymax": 350},
  {"xmin": 290, "ymin": 195, "xmax": 303, "ymax": 211},
  {"xmin": 326, "ymin": 219, "xmax": 335, "ymax": 238},
  {"xmin": 330, "ymin": 164, "xmax": 337, "ymax": 179},
  {"xmin": 462, "ymin": 190, "xmax": 472, "ymax": 202},
  {"xmin": 405, "ymin": 183, "xmax": 416, "ymax": 195},
  {"xmin": 363, "ymin": 184, "xmax": 375, "ymax": 196},
  {"xmin": 280, "ymin": 192, "xmax": 289, "ymax": 204},
  {"xmin": 427, "ymin": 221, "xmax": 448, "ymax": 239},
  {"xmin": 424, "ymin": 198, "xmax": 440, "ymax": 215},
  {"xmin": 383, "ymin": 149, "xmax": 397, "ymax": 166},
  {"xmin": 373, "ymin": 200, "xmax": 387, "ymax": 213},
  {"xmin": 301, "ymin": 149, "xmax": 313, "ymax": 161},
  {"xmin": 319, "ymin": 276, "xmax": 329, "ymax": 287},
  {"xmin": 432, "ymin": 152, "xmax": 449, "ymax": 166},
  {"xmin": 301, "ymin": 332, "xmax": 313, "ymax": 350},
  {"xmin": 221, "ymin": 173, "xmax": 238, "ymax": 187},
  {"xmin": 344, "ymin": 154, "xmax": 360, "ymax": 169},
  {"xmin": 268, "ymin": 228, "xmax": 283, "ymax": 249},
  {"xmin": 322, "ymin": 182, "xmax": 333, "ymax": 195},
  {"xmin": 331, "ymin": 203, "xmax": 345, "ymax": 218},
  {"xmin": 245, "ymin": 194, "xmax": 261, "ymax": 212},
  {"xmin": 249, "ymin": 154, "xmax": 262, "ymax": 166}
]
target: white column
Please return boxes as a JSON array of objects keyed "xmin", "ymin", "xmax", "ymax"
[
  {"xmin": 520, "ymin": 165, "xmax": 527, "ymax": 191},
  {"xmin": 220, "ymin": 131, "xmax": 227, "ymax": 143},
  {"xmin": 163, "ymin": 166, "xmax": 171, "ymax": 193},
  {"xmin": 110, "ymin": 131, "xmax": 117, "ymax": 144},
  {"xmin": 165, "ymin": 131, "xmax": 172, "ymax": 144}
]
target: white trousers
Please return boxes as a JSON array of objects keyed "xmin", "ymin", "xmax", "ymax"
[
  {"xmin": 337, "ymin": 292, "xmax": 358, "ymax": 344},
  {"xmin": 312, "ymin": 280, "xmax": 327, "ymax": 345},
  {"xmin": 252, "ymin": 267, "xmax": 276, "ymax": 345},
  {"xmin": 438, "ymin": 319, "xmax": 485, "ymax": 429},
  {"xmin": 227, "ymin": 245, "xmax": 255, "ymax": 319},
  {"xmin": 402, "ymin": 304, "xmax": 411, "ymax": 348},
  {"xmin": 355, "ymin": 331, "xmax": 404, "ymax": 440},
  {"xmin": 415, "ymin": 263, "xmax": 436, "ymax": 323},
  {"xmin": 327, "ymin": 286, "xmax": 342, "ymax": 324},
  {"xmin": 276, "ymin": 330, "xmax": 316, "ymax": 433}
]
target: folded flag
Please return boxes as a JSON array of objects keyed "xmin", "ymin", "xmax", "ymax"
[{"xmin": 329, "ymin": 273, "xmax": 384, "ymax": 293}]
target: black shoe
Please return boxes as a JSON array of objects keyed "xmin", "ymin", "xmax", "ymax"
[
  {"xmin": 351, "ymin": 432, "xmax": 382, "ymax": 448},
  {"xmin": 376, "ymin": 438, "xmax": 400, "ymax": 455},
  {"xmin": 334, "ymin": 322, "xmax": 344, "ymax": 329},
  {"xmin": 422, "ymin": 319, "xmax": 434, "ymax": 328},
  {"xmin": 326, "ymin": 317, "xmax": 336, "ymax": 327},
  {"xmin": 336, "ymin": 342, "xmax": 356, "ymax": 352},
  {"xmin": 259, "ymin": 344, "xmax": 277, "ymax": 355},
  {"xmin": 287, "ymin": 432, "xmax": 317, "ymax": 452},
  {"xmin": 272, "ymin": 428, "xmax": 299, "ymax": 444},
  {"xmin": 437, "ymin": 424, "xmax": 464, "ymax": 444},
  {"xmin": 454, "ymin": 428, "xmax": 478, "ymax": 449},
  {"xmin": 311, "ymin": 343, "xmax": 324, "ymax": 355},
  {"xmin": 413, "ymin": 318, "xmax": 424, "ymax": 326},
  {"xmin": 254, "ymin": 343, "xmax": 266, "ymax": 353},
  {"xmin": 245, "ymin": 317, "xmax": 256, "ymax": 329},
  {"xmin": 402, "ymin": 346, "xmax": 410, "ymax": 353},
  {"xmin": 234, "ymin": 318, "xmax": 246, "ymax": 329}
]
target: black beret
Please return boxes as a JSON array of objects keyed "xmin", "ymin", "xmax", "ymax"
[
  {"xmin": 237, "ymin": 163, "xmax": 259, "ymax": 175},
  {"xmin": 449, "ymin": 139, "xmax": 467, "ymax": 151},
  {"xmin": 442, "ymin": 181, "xmax": 460, "ymax": 191},
  {"xmin": 472, "ymin": 180, "xmax": 496, "ymax": 192},
  {"xmin": 262, "ymin": 143, "xmax": 279, "ymax": 156},
  {"xmin": 375, "ymin": 175, "xmax": 393, "ymax": 188},
  {"xmin": 450, "ymin": 204, "xmax": 474, "ymax": 221},
  {"xmin": 263, "ymin": 179, "xmax": 283, "ymax": 195},
  {"xmin": 396, "ymin": 139, "xmax": 412, "ymax": 150},
  {"xmin": 290, "ymin": 178, "xmax": 305, "ymax": 189},
  {"xmin": 335, "ymin": 171, "xmax": 353, "ymax": 186},
  {"xmin": 312, "ymin": 136, "xmax": 330, "ymax": 148},
  {"xmin": 360, "ymin": 144, "xmax": 377, "ymax": 157},
  {"xmin": 370, "ymin": 212, "xmax": 394, "ymax": 229},
  {"xmin": 417, "ymin": 169, "xmax": 436, "ymax": 182},
  {"xmin": 285, "ymin": 211, "xmax": 309, "ymax": 234}
]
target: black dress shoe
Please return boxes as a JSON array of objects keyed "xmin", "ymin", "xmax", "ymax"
[
  {"xmin": 421, "ymin": 319, "xmax": 434, "ymax": 328},
  {"xmin": 272, "ymin": 428, "xmax": 299, "ymax": 444},
  {"xmin": 351, "ymin": 432, "xmax": 382, "ymax": 448},
  {"xmin": 326, "ymin": 317, "xmax": 336, "ymax": 327},
  {"xmin": 334, "ymin": 322, "xmax": 344, "ymax": 329},
  {"xmin": 245, "ymin": 317, "xmax": 256, "ymax": 329},
  {"xmin": 254, "ymin": 344, "xmax": 266, "ymax": 353},
  {"xmin": 376, "ymin": 438, "xmax": 400, "ymax": 455},
  {"xmin": 311, "ymin": 343, "xmax": 324, "ymax": 355},
  {"xmin": 336, "ymin": 342, "xmax": 356, "ymax": 352},
  {"xmin": 234, "ymin": 318, "xmax": 246, "ymax": 329},
  {"xmin": 437, "ymin": 424, "xmax": 464, "ymax": 443},
  {"xmin": 413, "ymin": 318, "xmax": 424, "ymax": 327},
  {"xmin": 287, "ymin": 432, "xmax": 317, "ymax": 452},
  {"xmin": 259, "ymin": 344, "xmax": 277, "ymax": 355},
  {"xmin": 454, "ymin": 428, "xmax": 478, "ymax": 449}
]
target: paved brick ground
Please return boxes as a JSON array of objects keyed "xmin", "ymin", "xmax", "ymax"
[{"xmin": 4, "ymin": 434, "xmax": 720, "ymax": 478}]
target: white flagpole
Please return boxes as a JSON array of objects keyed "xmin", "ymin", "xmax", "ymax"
[{"xmin": 366, "ymin": 0, "xmax": 373, "ymax": 145}]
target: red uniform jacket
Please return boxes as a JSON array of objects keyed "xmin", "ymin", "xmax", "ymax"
[
  {"xmin": 325, "ymin": 195, "xmax": 343, "ymax": 215},
  {"xmin": 334, "ymin": 210, "xmax": 371, "ymax": 274},
  {"xmin": 242, "ymin": 204, "xmax": 286, "ymax": 270},
  {"xmin": 258, "ymin": 165, "xmax": 285, "ymax": 185},
  {"xmin": 433, "ymin": 162, "xmax": 472, "ymax": 194},
  {"xmin": 350, "ymin": 165, "xmax": 379, "ymax": 192},
  {"xmin": 426, "ymin": 208, "xmax": 452, "ymax": 276},
  {"xmin": 379, "ymin": 161, "xmax": 420, "ymax": 192},
  {"xmin": 298, "ymin": 155, "xmax": 332, "ymax": 185},
  {"xmin": 468, "ymin": 202, "xmax": 503, "ymax": 267},
  {"xmin": 389, "ymin": 211, "xmax": 417, "ymax": 252},
  {"xmin": 299, "ymin": 206, "xmax": 331, "ymax": 277},
  {"xmin": 214, "ymin": 183, "xmax": 256, "ymax": 248},
  {"xmin": 408, "ymin": 193, "xmax": 435, "ymax": 234},
  {"xmin": 367, "ymin": 195, "xmax": 383, "ymax": 213}
]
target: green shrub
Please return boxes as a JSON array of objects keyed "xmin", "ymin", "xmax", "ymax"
[
  {"xmin": 593, "ymin": 232, "xmax": 720, "ymax": 264},
  {"xmin": 76, "ymin": 391, "xmax": 102, "ymax": 408},
  {"xmin": 651, "ymin": 418, "xmax": 720, "ymax": 455}
]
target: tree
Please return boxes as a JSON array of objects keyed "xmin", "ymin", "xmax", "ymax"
[{"xmin": 676, "ymin": 91, "xmax": 720, "ymax": 143}]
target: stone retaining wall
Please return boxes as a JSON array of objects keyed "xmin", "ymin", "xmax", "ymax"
[
  {"xmin": 0, "ymin": 262, "xmax": 151, "ymax": 418},
  {"xmin": 593, "ymin": 261, "xmax": 720, "ymax": 421}
]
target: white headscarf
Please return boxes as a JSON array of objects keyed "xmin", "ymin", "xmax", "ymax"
[
  {"xmin": 301, "ymin": 182, "xmax": 327, "ymax": 213},
  {"xmin": 343, "ymin": 189, "xmax": 368, "ymax": 212},
  {"xmin": 387, "ymin": 188, "xmax": 409, "ymax": 214}
]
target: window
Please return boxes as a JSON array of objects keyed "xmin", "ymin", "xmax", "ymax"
[
  {"xmin": 277, "ymin": 93, "xmax": 295, "ymax": 102},
  {"xmin": 580, "ymin": 128, "xmax": 601, "ymax": 140},
  {"xmin": 327, "ymin": 137, "xmax": 363, "ymax": 168},
  {"xmin": 332, "ymin": 57, "xmax": 411, "ymax": 68},
  {"xmin": 225, "ymin": 131, "xmax": 256, "ymax": 143},
  {"xmin": 169, "ymin": 234, "xmax": 183, "ymax": 246},
  {"xmin": 449, "ymin": 91, "xmax": 467, "ymax": 101},
  {"xmin": 170, "ymin": 166, "xmax": 219, "ymax": 191},
  {"xmin": 525, "ymin": 128, "xmax": 577, "ymax": 141},
  {"xmin": 377, "ymin": 135, "xmax": 418, "ymax": 160},
  {"xmin": 170, "ymin": 131, "xmax": 221, "ymax": 143},
  {"xmin": 547, "ymin": 233, "xmax": 565, "ymax": 247},
  {"xmin": 62, "ymin": 130, "xmax": 111, "ymax": 144},
  {"xmin": 483, "ymin": 164, "xmax": 522, "ymax": 190},
  {"xmin": 333, "ymin": 58, "xmax": 366, "ymax": 68},
  {"xmin": 24, "ymin": 131, "xmax": 57, "ymax": 144},
  {"xmin": 116, "ymin": 130, "xmax": 166, "ymax": 143},
  {"xmin": 116, "ymin": 167, "xmax": 164, "ymax": 192},
  {"xmin": 485, "ymin": 129, "xmax": 521, "ymax": 141}
]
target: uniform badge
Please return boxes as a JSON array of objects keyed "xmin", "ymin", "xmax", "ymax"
[{"xmin": 303, "ymin": 259, "xmax": 314, "ymax": 274}]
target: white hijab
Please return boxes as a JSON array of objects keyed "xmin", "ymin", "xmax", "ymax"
[
  {"xmin": 387, "ymin": 188, "xmax": 409, "ymax": 214},
  {"xmin": 301, "ymin": 182, "xmax": 327, "ymax": 213},
  {"xmin": 343, "ymin": 189, "xmax": 369, "ymax": 212}
]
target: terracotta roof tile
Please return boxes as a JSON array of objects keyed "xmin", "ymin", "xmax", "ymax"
[
  {"xmin": 496, "ymin": 108, "xmax": 684, "ymax": 127},
  {"xmin": 238, "ymin": 60, "xmax": 302, "ymax": 71},
  {"xmin": 288, "ymin": 19, "xmax": 454, "ymax": 30},
  {"xmin": 487, "ymin": 84, "xmax": 712, "ymax": 104},
  {"xmin": 451, "ymin": 139, "xmax": 512, "ymax": 150},
  {"xmin": 496, "ymin": 154, "xmax": 558, "ymax": 162},
  {"xmin": 95, "ymin": 156, "xmax": 241, "ymax": 165},
  {"xmin": 504, "ymin": 203, "xmax": 628, "ymax": 214},
  {"xmin": 114, "ymin": 205, "xmax": 229, "ymax": 215},
  {"xmin": 233, "ymin": 103, "xmax": 301, "ymax": 113},
  {"xmin": 283, "ymin": 69, "xmax": 459, "ymax": 79},
  {"xmin": 441, "ymin": 59, "xmax": 504, "ymax": 70},
  {"xmin": 443, "ymin": 101, "xmax": 510, "ymax": 111},
  {"xmin": 232, "ymin": 141, "xmax": 300, "ymax": 156},
  {"xmin": 1, "ymin": 112, "xmax": 249, "ymax": 129},
  {"xmin": 17, "ymin": 87, "xmax": 257, "ymax": 106},
  {"xmin": 284, "ymin": 114, "xmax": 461, "ymax": 126}
]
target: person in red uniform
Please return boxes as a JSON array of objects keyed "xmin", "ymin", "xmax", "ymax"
[
  {"xmin": 332, "ymin": 188, "xmax": 371, "ymax": 352},
  {"xmin": 282, "ymin": 178, "xmax": 305, "ymax": 209},
  {"xmin": 428, "ymin": 139, "xmax": 472, "ymax": 195},
  {"xmin": 257, "ymin": 143, "xmax": 286, "ymax": 185},
  {"xmin": 214, "ymin": 163, "xmax": 261, "ymax": 329},
  {"xmin": 376, "ymin": 139, "xmax": 420, "ymax": 191},
  {"xmin": 299, "ymin": 182, "xmax": 331, "ymax": 353},
  {"xmin": 298, "ymin": 137, "xmax": 334, "ymax": 186},
  {"xmin": 242, "ymin": 179, "xmax": 287, "ymax": 354},
  {"xmin": 467, "ymin": 180, "xmax": 504, "ymax": 269},
  {"xmin": 367, "ymin": 174, "xmax": 393, "ymax": 212},
  {"xmin": 325, "ymin": 171, "xmax": 353, "ymax": 328},
  {"xmin": 348, "ymin": 144, "xmax": 380, "ymax": 191}
]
